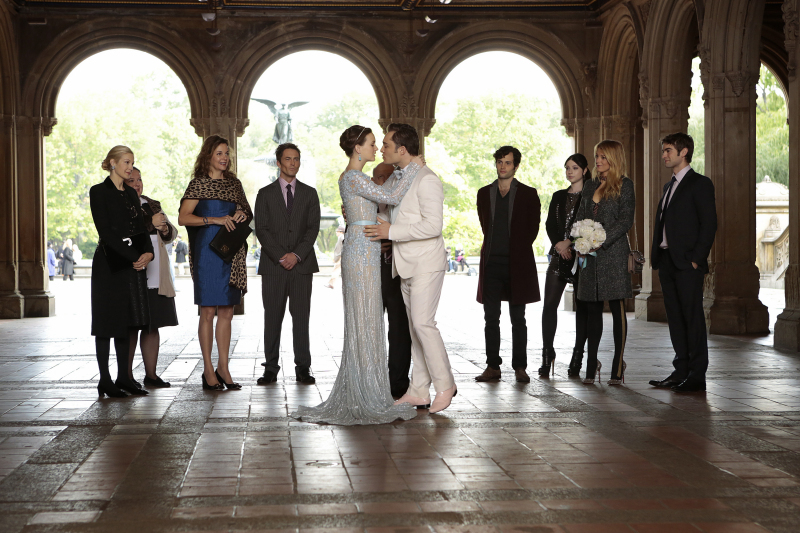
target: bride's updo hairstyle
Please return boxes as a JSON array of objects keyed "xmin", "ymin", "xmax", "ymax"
[{"xmin": 339, "ymin": 125, "xmax": 372, "ymax": 157}]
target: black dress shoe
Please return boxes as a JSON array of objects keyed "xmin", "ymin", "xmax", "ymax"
[
  {"xmin": 649, "ymin": 377, "xmax": 683, "ymax": 388},
  {"xmin": 257, "ymin": 370, "xmax": 277, "ymax": 385},
  {"xmin": 143, "ymin": 375, "xmax": 171, "ymax": 388},
  {"xmin": 261, "ymin": 362, "xmax": 266, "ymax": 367},
  {"xmin": 295, "ymin": 367, "xmax": 316, "ymax": 384},
  {"xmin": 671, "ymin": 379, "xmax": 706, "ymax": 392}
]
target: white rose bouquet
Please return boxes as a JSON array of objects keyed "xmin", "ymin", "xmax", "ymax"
[{"xmin": 570, "ymin": 220, "xmax": 606, "ymax": 268}]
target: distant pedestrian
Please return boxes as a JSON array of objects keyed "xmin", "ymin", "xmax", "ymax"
[
  {"xmin": 62, "ymin": 239, "xmax": 75, "ymax": 281},
  {"xmin": 445, "ymin": 246, "xmax": 456, "ymax": 273},
  {"xmin": 46, "ymin": 242, "xmax": 57, "ymax": 281},
  {"xmin": 174, "ymin": 235, "xmax": 188, "ymax": 276},
  {"xmin": 455, "ymin": 246, "xmax": 470, "ymax": 272},
  {"xmin": 72, "ymin": 243, "xmax": 83, "ymax": 266},
  {"xmin": 324, "ymin": 225, "xmax": 345, "ymax": 289}
]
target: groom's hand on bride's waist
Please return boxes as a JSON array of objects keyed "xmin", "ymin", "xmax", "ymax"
[{"xmin": 365, "ymin": 219, "xmax": 390, "ymax": 241}]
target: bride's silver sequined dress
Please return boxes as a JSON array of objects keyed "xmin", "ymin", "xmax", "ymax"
[{"xmin": 291, "ymin": 164, "xmax": 420, "ymax": 425}]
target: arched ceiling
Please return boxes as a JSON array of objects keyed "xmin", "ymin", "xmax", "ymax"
[{"xmin": 13, "ymin": 0, "xmax": 611, "ymax": 10}]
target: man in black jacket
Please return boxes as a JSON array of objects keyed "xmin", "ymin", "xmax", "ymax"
[
  {"xmin": 255, "ymin": 143, "xmax": 321, "ymax": 385},
  {"xmin": 649, "ymin": 133, "xmax": 717, "ymax": 392}
]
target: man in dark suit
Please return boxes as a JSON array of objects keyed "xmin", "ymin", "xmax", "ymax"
[
  {"xmin": 649, "ymin": 132, "xmax": 717, "ymax": 393},
  {"xmin": 372, "ymin": 162, "xmax": 413, "ymax": 399},
  {"xmin": 475, "ymin": 146, "xmax": 541, "ymax": 384},
  {"xmin": 255, "ymin": 143, "xmax": 321, "ymax": 385}
]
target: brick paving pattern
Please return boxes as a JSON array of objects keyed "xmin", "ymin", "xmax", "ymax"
[{"xmin": 0, "ymin": 276, "xmax": 797, "ymax": 532}]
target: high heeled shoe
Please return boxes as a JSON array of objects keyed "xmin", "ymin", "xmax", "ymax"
[
  {"xmin": 215, "ymin": 370, "xmax": 242, "ymax": 390},
  {"xmin": 607, "ymin": 361, "xmax": 626, "ymax": 385},
  {"xmin": 202, "ymin": 373, "xmax": 224, "ymax": 391},
  {"xmin": 537, "ymin": 348, "xmax": 556, "ymax": 378},
  {"xmin": 567, "ymin": 348, "xmax": 584, "ymax": 377},
  {"xmin": 98, "ymin": 380, "xmax": 128, "ymax": 398},
  {"xmin": 115, "ymin": 378, "xmax": 148, "ymax": 395},
  {"xmin": 582, "ymin": 360, "xmax": 602, "ymax": 384}
]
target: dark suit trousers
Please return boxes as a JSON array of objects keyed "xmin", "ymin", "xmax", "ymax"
[
  {"xmin": 483, "ymin": 258, "xmax": 527, "ymax": 369},
  {"xmin": 381, "ymin": 258, "xmax": 412, "ymax": 396},
  {"xmin": 658, "ymin": 251, "xmax": 708, "ymax": 382},
  {"xmin": 261, "ymin": 269, "xmax": 313, "ymax": 373}
]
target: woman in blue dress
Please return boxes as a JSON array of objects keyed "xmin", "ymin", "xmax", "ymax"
[{"xmin": 179, "ymin": 135, "xmax": 252, "ymax": 391}]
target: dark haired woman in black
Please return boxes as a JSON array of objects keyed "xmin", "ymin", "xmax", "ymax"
[{"xmin": 538, "ymin": 154, "xmax": 590, "ymax": 378}]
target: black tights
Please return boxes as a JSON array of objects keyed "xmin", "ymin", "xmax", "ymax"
[
  {"xmin": 585, "ymin": 299, "xmax": 627, "ymax": 379},
  {"xmin": 541, "ymin": 274, "xmax": 589, "ymax": 352},
  {"xmin": 95, "ymin": 336, "xmax": 129, "ymax": 384}
]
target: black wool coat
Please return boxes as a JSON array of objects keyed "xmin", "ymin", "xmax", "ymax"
[
  {"xmin": 476, "ymin": 179, "xmax": 541, "ymax": 305},
  {"xmin": 89, "ymin": 178, "xmax": 154, "ymax": 338}
]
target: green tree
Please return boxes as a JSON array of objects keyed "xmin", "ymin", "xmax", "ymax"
[
  {"xmin": 428, "ymin": 93, "xmax": 572, "ymax": 255},
  {"xmin": 46, "ymin": 64, "xmax": 200, "ymax": 258}
]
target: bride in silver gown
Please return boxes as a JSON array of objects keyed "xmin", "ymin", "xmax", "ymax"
[{"xmin": 291, "ymin": 125, "xmax": 421, "ymax": 425}]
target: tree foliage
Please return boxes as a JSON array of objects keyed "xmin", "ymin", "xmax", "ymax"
[
  {"xmin": 428, "ymin": 93, "xmax": 573, "ymax": 255},
  {"xmin": 49, "ymin": 68, "xmax": 572, "ymax": 260},
  {"xmin": 46, "ymin": 65, "xmax": 200, "ymax": 258}
]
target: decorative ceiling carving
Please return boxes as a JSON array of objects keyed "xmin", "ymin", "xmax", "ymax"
[{"xmin": 15, "ymin": 0, "xmax": 604, "ymax": 11}]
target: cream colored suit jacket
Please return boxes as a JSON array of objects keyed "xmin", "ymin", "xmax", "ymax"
[{"xmin": 387, "ymin": 165, "xmax": 446, "ymax": 279}]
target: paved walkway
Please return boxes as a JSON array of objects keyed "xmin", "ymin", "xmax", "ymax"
[{"xmin": 0, "ymin": 276, "xmax": 798, "ymax": 533}]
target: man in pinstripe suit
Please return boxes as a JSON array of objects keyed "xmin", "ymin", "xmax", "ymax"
[{"xmin": 255, "ymin": 143, "xmax": 321, "ymax": 385}]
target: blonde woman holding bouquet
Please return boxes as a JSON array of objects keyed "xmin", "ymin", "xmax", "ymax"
[{"xmin": 573, "ymin": 140, "xmax": 635, "ymax": 385}]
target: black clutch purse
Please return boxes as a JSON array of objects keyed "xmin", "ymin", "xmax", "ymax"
[
  {"xmin": 209, "ymin": 222, "xmax": 252, "ymax": 262},
  {"xmin": 103, "ymin": 233, "xmax": 151, "ymax": 273}
]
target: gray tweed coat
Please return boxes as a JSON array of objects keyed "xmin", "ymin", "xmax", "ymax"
[{"xmin": 574, "ymin": 177, "xmax": 635, "ymax": 302}]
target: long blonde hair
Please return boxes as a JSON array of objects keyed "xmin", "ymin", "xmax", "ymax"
[{"xmin": 593, "ymin": 140, "xmax": 627, "ymax": 200}]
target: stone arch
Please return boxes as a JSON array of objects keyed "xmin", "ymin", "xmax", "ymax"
[
  {"xmin": 597, "ymin": 6, "xmax": 640, "ymax": 119},
  {"xmin": 21, "ymin": 19, "xmax": 211, "ymax": 126},
  {"xmin": 414, "ymin": 22, "xmax": 586, "ymax": 130},
  {"xmin": 760, "ymin": 24, "xmax": 789, "ymax": 96},
  {"xmin": 640, "ymin": 0, "xmax": 698, "ymax": 113},
  {"xmin": 225, "ymin": 22, "xmax": 403, "ymax": 129}
]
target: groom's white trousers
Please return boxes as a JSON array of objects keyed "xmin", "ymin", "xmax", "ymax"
[{"xmin": 401, "ymin": 270, "xmax": 455, "ymax": 399}]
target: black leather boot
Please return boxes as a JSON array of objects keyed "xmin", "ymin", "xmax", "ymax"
[
  {"xmin": 567, "ymin": 348, "xmax": 584, "ymax": 377},
  {"xmin": 537, "ymin": 348, "xmax": 556, "ymax": 377}
]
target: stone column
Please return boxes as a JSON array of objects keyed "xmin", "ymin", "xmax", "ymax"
[
  {"xmin": 0, "ymin": 113, "xmax": 22, "ymax": 318},
  {"xmin": 635, "ymin": 90, "xmax": 690, "ymax": 322},
  {"xmin": 377, "ymin": 116, "xmax": 436, "ymax": 153},
  {"xmin": 700, "ymin": 58, "xmax": 769, "ymax": 334},
  {"xmin": 775, "ymin": 1, "xmax": 800, "ymax": 351},
  {"xmin": 16, "ymin": 116, "xmax": 55, "ymax": 317}
]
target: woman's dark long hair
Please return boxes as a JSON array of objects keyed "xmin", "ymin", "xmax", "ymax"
[
  {"xmin": 564, "ymin": 153, "xmax": 590, "ymax": 182},
  {"xmin": 193, "ymin": 135, "xmax": 237, "ymax": 180}
]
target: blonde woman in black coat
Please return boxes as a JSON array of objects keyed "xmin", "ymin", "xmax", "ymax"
[
  {"xmin": 89, "ymin": 146, "xmax": 154, "ymax": 398},
  {"xmin": 573, "ymin": 140, "xmax": 635, "ymax": 386}
]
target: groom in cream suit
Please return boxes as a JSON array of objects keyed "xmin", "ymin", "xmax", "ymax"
[{"xmin": 365, "ymin": 123, "xmax": 456, "ymax": 414}]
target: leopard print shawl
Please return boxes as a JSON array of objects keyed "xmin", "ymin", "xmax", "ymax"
[{"xmin": 181, "ymin": 176, "xmax": 253, "ymax": 294}]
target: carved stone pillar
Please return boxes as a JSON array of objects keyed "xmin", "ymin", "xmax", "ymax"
[
  {"xmin": 701, "ymin": 71, "xmax": 769, "ymax": 334},
  {"xmin": 775, "ymin": 0, "xmax": 800, "ymax": 351},
  {"xmin": 0, "ymin": 113, "xmax": 22, "ymax": 319},
  {"xmin": 16, "ymin": 115, "xmax": 55, "ymax": 317},
  {"xmin": 635, "ymin": 86, "xmax": 690, "ymax": 322},
  {"xmin": 378, "ymin": 115, "xmax": 436, "ymax": 153}
]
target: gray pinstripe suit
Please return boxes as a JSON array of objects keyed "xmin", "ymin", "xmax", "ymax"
[{"xmin": 255, "ymin": 179, "xmax": 321, "ymax": 373}]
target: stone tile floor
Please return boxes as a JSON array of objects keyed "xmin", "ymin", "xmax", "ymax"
[{"xmin": 0, "ymin": 276, "xmax": 798, "ymax": 532}]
